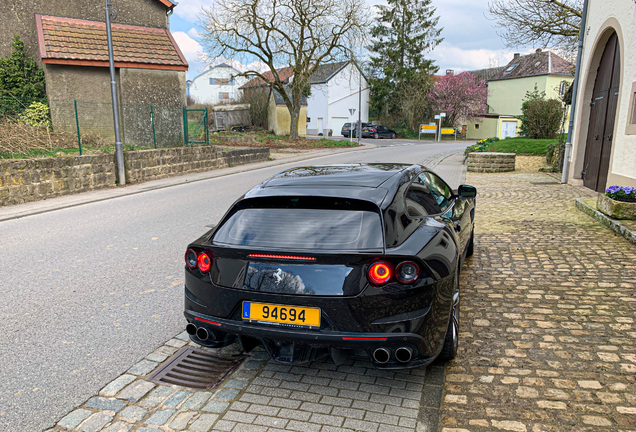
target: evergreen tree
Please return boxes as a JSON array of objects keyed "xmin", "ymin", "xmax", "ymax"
[
  {"xmin": 0, "ymin": 36, "xmax": 47, "ymax": 100},
  {"xmin": 367, "ymin": 0, "xmax": 442, "ymax": 123}
]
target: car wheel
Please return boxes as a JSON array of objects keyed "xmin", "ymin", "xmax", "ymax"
[
  {"xmin": 439, "ymin": 272, "xmax": 459, "ymax": 360},
  {"xmin": 466, "ymin": 231, "xmax": 474, "ymax": 257},
  {"xmin": 391, "ymin": 132, "xmax": 396, "ymax": 139},
  {"xmin": 373, "ymin": 132, "xmax": 379, "ymax": 139}
]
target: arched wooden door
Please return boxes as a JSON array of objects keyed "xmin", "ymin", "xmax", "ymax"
[{"xmin": 583, "ymin": 32, "xmax": 621, "ymax": 192}]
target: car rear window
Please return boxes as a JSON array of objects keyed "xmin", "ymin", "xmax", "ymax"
[{"xmin": 213, "ymin": 197, "xmax": 383, "ymax": 250}]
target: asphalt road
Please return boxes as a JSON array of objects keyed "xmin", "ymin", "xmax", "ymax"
[{"xmin": 0, "ymin": 141, "xmax": 469, "ymax": 431}]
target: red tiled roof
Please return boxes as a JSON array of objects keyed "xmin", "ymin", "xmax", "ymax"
[
  {"xmin": 241, "ymin": 66, "xmax": 295, "ymax": 88},
  {"xmin": 35, "ymin": 14, "xmax": 188, "ymax": 71}
]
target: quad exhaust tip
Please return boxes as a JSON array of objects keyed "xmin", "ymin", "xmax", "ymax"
[
  {"xmin": 395, "ymin": 346, "xmax": 413, "ymax": 363},
  {"xmin": 196, "ymin": 327, "xmax": 209, "ymax": 341},
  {"xmin": 186, "ymin": 323, "xmax": 197, "ymax": 336},
  {"xmin": 373, "ymin": 348, "xmax": 390, "ymax": 364}
]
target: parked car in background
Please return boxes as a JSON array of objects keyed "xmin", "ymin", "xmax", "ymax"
[
  {"xmin": 341, "ymin": 122, "xmax": 371, "ymax": 137},
  {"xmin": 362, "ymin": 124, "xmax": 397, "ymax": 139},
  {"xmin": 183, "ymin": 163, "xmax": 477, "ymax": 369}
]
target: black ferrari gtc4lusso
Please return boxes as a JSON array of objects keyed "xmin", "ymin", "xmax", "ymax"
[{"xmin": 184, "ymin": 163, "xmax": 476, "ymax": 369}]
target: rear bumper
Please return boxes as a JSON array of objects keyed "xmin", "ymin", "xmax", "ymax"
[{"xmin": 184, "ymin": 308, "xmax": 439, "ymax": 369}]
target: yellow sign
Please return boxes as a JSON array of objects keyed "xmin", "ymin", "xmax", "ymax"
[
  {"xmin": 243, "ymin": 301, "xmax": 321, "ymax": 328},
  {"xmin": 420, "ymin": 125, "xmax": 436, "ymax": 130},
  {"xmin": 441, "ymin": 128, "xmax": 455, "ymax": 134}
]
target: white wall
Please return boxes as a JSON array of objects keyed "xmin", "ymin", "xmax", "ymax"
[
  {"xmin": 306, "ymin": 62, "xmax": 369, "ymax": 135},
  {"xmin": 569, "ymin": 0, "xmax": 636, "ymax": 187},
  {"xmin": 306, "ymin": 83, "xmax": 329, "ymax": 134},
  {"xmin": 189, "ymin": 66, "xmax": 249, "ymax": 105},
  {"xmin": 327, "ymin": 63, "xmax": 369, "ymax": 134}
]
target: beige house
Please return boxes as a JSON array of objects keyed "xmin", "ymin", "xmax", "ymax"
[
  {"xmin": 565, "ymin": 0, "xmax": 635, "ymax": 192},
  {"xmin": 268, "ymin": 89, "xmax": 307, "ymax": 137},
  {"xmin": 466, "ymin": 50, "xmax": 573, "ymax": 140}
]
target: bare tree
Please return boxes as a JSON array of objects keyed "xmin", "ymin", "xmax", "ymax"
[
  {"xmin": 200, "ymin": 0, "xmax": 368, "ymax": 139},
  {"xmin": 488, "ymin": 0, "xmax": 582, "ymax": 49}
]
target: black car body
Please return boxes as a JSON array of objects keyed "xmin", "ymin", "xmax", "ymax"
[
  {"xmin": 362, "ymin": 125, "xmax": 397, "ymax": 139},
  {"xmin": 341, "ymin": 122, "xmax": 371, "ymax": 137},
  {"xmin": 184, "ymin": 164, "xmax": 476, "ymax": 369}
]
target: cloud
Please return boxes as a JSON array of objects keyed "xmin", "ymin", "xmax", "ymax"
[
  {"xmin": 430, "ymin": 42, "xmax": 514, "ymax": 72},
  {"xmin": 172, "ymin": 0, "xmax": 210, "ymax": 22},
  {"xmin": 172, "ymin": 31, "xmax": 206, "ymax": 76}
]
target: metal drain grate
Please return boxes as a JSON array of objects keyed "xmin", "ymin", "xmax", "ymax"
[{"xmin": 148, "ymin": 347, "xmax": 245, "ymax": 390}]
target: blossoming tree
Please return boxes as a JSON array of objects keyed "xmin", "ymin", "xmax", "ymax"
[{"xmin": 429, "ymin": 72, "xmax": 487, "ymax": 128}]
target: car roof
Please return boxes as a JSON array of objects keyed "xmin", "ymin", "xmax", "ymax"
[
  {"xmin": 243, "ymin": 164, "xmax": 422, "ymax": 206},
  {"xmin": 263, "ymin": 164, "xmax": 413, "ymax": 188}
]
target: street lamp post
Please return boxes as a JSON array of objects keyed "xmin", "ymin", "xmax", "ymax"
[{"xmin": 106, "ymin": 0, "xmax": 126, "ymax": 186}]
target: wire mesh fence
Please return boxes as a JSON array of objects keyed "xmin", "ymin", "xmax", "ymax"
[{"xmin": 0, "ymin": 96, "xmax": 216, "ymax": 158}]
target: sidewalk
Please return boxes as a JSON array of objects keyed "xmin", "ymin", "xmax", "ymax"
[
  {"xmin": 440, "ymin": 170, "xmax": 635, "ymax": 432},
  {"xmin": 48, "ymin": 161, "xmax": 635, "ymax": 432}
]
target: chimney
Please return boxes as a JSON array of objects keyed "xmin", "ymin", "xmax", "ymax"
[
  {"xmin": 513, "ymin": 53, "xmax": 520, "ymax": 59},
  {"xmin": 536, "ymin": 48, "xmax": 542, "ymax": 53},
  {"xmin": 446, "ymin": 69, "xmax": 454, "ymax": 76}
]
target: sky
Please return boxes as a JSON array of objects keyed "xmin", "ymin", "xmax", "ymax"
[{"xmin": 168, "ymin": 0, "xmax": 521, "ymax": 81}]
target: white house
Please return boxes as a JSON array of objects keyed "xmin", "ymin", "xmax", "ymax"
[
  {"xmin": 306, "ymin": 61, "xmax": 369, "ymax": 136},
  {"xmin": 188, "ymin": 64, "xmax": 249, "ymax": 105},
  {"xmin": 565, "ymin": 0, "xmax": 635, "ymax": 192}
]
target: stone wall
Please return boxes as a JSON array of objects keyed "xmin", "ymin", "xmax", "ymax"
[
  {"xmin": 0, "ymin": 146, "xmax": 269, "ymax": 206},
  {"xmin": 467, "ymin": 152, "xmax": 516, "ymax": 173}
]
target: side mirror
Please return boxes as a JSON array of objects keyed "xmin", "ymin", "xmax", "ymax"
[{"xmin": 457, "ymin": 184, "xmax": 477, "ymax": 199}]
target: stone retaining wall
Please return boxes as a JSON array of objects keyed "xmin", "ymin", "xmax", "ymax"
[
  {"xmin": 0, "ymin": 146, "xmax": 269, "ymax": 206},
  {"xmin": 467, "ymin": 152, "xmax": 515, "ymax": 173}
]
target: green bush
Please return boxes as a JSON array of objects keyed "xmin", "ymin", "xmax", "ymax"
[
  {"xmin": 524, "ymin": 99, "xmax": 564, "ymax": 139},
  {"xmin": 19, "ymin": 101, "xmax": 51, "ymax": 129}
]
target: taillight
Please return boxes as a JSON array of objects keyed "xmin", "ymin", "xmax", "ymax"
[
  {"xmin": 185, "ymin": 249, "xmax": 198, "ymax": 269},
  {"xmin": 197, "ymin": 252, "xmax": 212, "ymax": 273},
  {"xmin": 368, "ymin": 261, "xmax": 393, "ymax": 285},
  {"xmin": 396, "ymin": 261, "xmax": 419, "ymax": 284}
]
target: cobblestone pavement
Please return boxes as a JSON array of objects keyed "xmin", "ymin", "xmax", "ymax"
[
  {"xmin": 50, "ymin": 334, "xmax": 446, "ymax": 432},
  {"xmin": 441, "ymin": 170, "xmax": 635, "ymax": 432},
  {"xmin": 47, "ymin": 165, "xmax": 634, "ymax": 432}
]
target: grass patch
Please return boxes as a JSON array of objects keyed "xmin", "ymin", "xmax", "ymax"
[{"xmin": 488, "ymin": 137, "xmax": 557, "ymax": 155}]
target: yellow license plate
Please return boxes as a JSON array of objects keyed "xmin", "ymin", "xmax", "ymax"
[{"xmin": 242, "ymin": 301, "xmax": 320, "ymax": 329}]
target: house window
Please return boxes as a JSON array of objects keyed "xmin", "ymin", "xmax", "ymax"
[
  {"xmin": 216, "ymin": 78, "xmax": 229, "ymax": 85},
  {"xmin": 503, "ymin": 63, "xmax": 519, "ymax": 75},
  {"xmin": 229, "ymin": 79, "xmax": 235, "ymax": 85},
  {"xmin": 475, "ymin": 124, "xmax": 480, "ymax": 129},
  {"xmin": 559, "ymin": 81, "xmax": 567, "ymax": 97},
  {"xmin": 627, "ymin": 81, "xmax": 636, "ymax": 135},
  {"xmin": 209, "ymin": 78, "xmax": 216, "ymax": 85},
  {"xmin": 631, "ymin": 91, "xmax": 636, "ymax": 124},
  {"xmin": 219, "ymin": 92, "xmax": 230, "ymax": 99}
]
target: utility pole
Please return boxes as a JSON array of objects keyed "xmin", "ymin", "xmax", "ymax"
[{"xmin": 106, "ymin": 0, "xmax": 126, "ymax": 186}]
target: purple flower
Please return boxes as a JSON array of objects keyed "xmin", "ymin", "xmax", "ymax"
[
  {"xmin": 621, "ymin": 186, "xmax": 634, "ymax": 195},
  {"xmin": 606, "ymin": 185, "xmax": 621, "ymax": 194}
]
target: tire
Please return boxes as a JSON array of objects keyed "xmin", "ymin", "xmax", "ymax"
[
  {"xmin": 439, "ymin": 272, "xmax": 459, "ymax": 361},
  {"xmin": 373, "ymin": 132, "xmax": 379, "ymax": 139},
  {"xmin": 466, "ymin": 230, "xmax": 474, "ymax": 257},
  {"xmin": 391, "ymin": 132, "xmax": 396, "ymax": 139}
]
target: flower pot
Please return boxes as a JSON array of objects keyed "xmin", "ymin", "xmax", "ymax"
[{"xmin": 597, "ymin": 193, "xmax": 636, "ymax": 220}]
